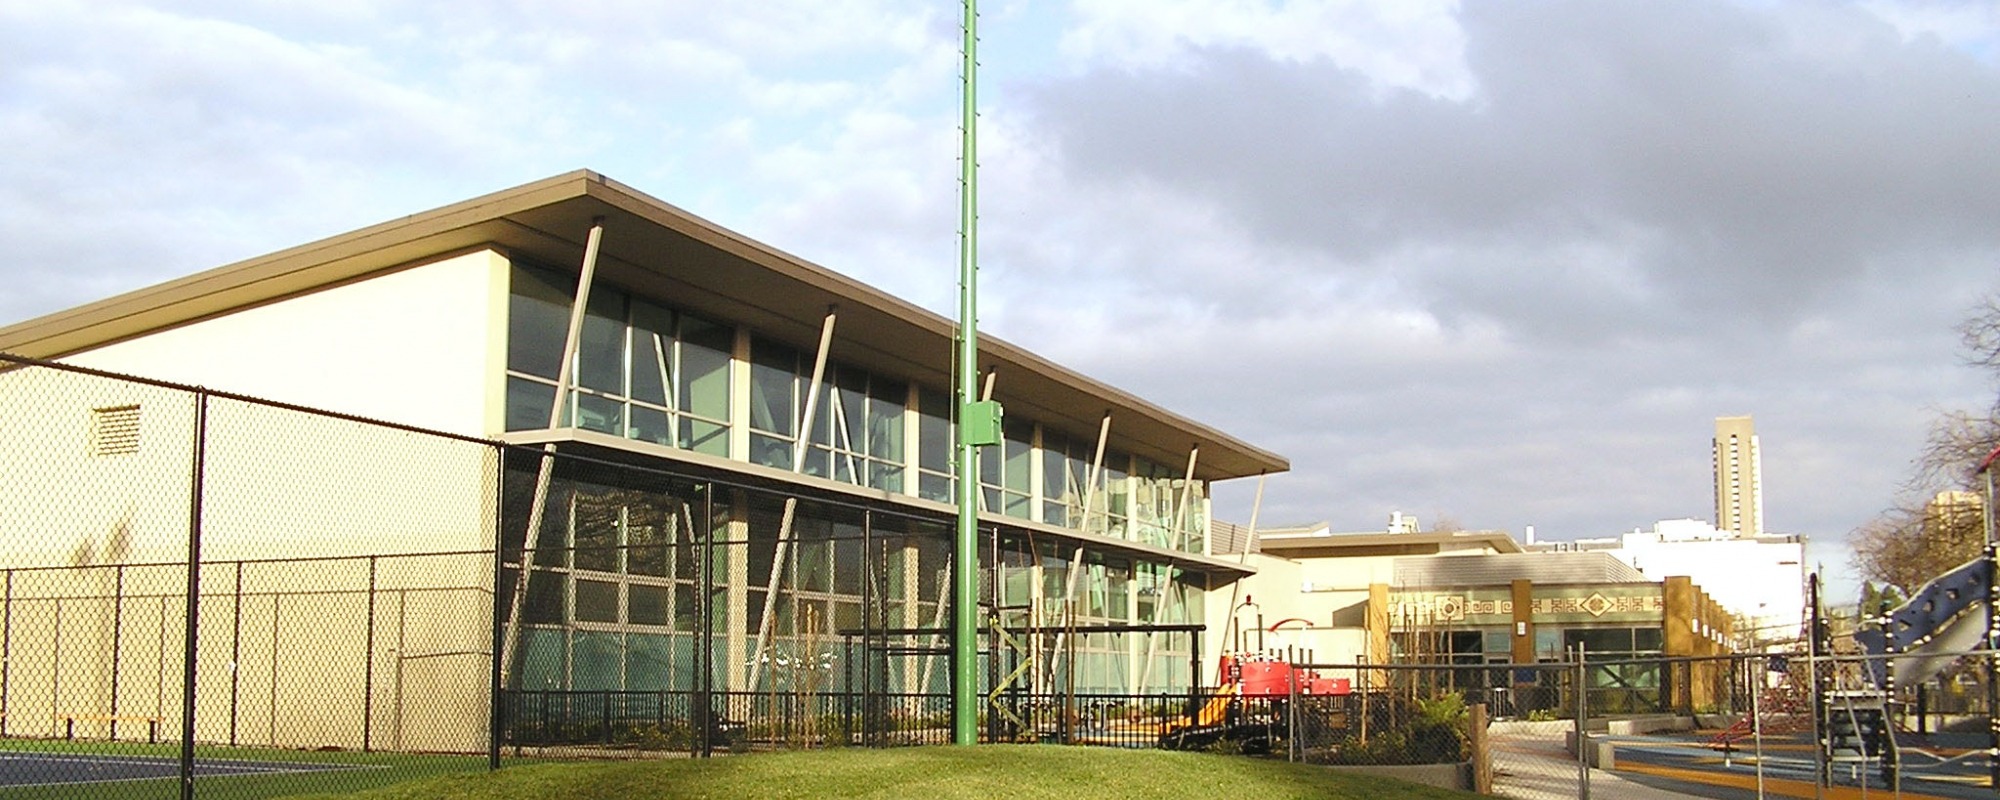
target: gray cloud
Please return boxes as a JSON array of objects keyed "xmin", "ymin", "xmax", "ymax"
[
  {"xmin": 973, "ymin": 0, "xmax": 2000, "ymax": 573},
  {"xmin": 3, "ymin": 0, "xmax": 1993, "ymax": 606},
  {"xmin": 1017, "ymin": 1, "xmax": 2000, "ymax": 339}
]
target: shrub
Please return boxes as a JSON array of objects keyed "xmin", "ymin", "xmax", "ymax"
[{"xmin": 1408, "ymin": 693, "xmax": 1468, "ymax": 763}]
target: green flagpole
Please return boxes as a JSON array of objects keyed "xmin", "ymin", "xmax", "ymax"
[{"xmin": 952, "ymin": 0, "xmax": 988, "ymax": 746}]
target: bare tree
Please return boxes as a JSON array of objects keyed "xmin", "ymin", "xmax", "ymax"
[
  {"xmin": 1911, "ymin": 408, "xmax": 2000, "ymax": 492},
  {"xmin": 1913, "ymin": 295, "xmax": 2000, "ymax": 486},
  {"xmin": 1850, "ymin": 500, "xmax": 1983, "ymax": 595},
  {"xmin": 1853, "ymin": 294, "xmax": 2000, "ymax": 592}
]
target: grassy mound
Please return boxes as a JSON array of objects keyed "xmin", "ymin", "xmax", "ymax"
[{"xmin": 284, "ymin": 746, "xmax": 1475, "ymax": 800}]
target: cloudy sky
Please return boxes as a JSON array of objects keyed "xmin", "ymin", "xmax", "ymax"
[{"xmin": 7, "ymin": 0, "xmax": 2000, "ymax": 603}]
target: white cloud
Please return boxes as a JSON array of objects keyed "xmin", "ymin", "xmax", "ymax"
[{"xmin": 1861, "ymin": 0, "xmax": 2000, "ymax": 62}]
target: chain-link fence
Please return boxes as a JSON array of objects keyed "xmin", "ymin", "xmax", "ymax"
[
  {"xmin": 1232, "ymin": 650, "xmax": 1998, "ymax": 799},
  {"xmin": 12, "ymin": 354, "xmax": 2000, "ymax": 800},
  {"xmin": 0, "ymin": 354, "xmax": 510, "ymax": 800},
  {"xmin": 0, "ymin": 355, "xmax": 1218, "ymax": 796}
]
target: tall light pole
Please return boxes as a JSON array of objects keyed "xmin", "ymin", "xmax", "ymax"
[{"xmin": 952, "ymin": 0, "xmax": 1002, "ymax": 746}]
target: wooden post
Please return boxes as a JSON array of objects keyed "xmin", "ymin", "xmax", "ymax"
[{"xmin": 1469, "ymin": 701, "xmax": 1492, "ymax": 794}]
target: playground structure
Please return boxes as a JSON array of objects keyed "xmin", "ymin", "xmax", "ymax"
[
  {"xmin": 1813, "ymin": 546, "xmax": 2000, "ymax": 789},
  {"xmin": 1153, "ymin": 598, "xmax": 1355, "ymax": 754},
  {"xmin": 1665, "ymin": 557, "xmax": 2000, "ymax": 794}
]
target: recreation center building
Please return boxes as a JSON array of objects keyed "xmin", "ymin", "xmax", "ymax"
[{"xmin": 0, "ymin": 171, "xmax": 1287, "ymax": 750}]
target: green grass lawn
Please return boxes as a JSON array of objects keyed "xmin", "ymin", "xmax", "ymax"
[{"xmin": 280, "ymin": 746, "xmax": 1480, "ymax": 800}]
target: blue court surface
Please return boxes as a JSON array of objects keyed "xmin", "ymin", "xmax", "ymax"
[{"xmin": 0, "ymin": 750, "xmax": 371, "ymax": 788}]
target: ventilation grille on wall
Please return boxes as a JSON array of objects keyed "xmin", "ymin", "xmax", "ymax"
[{"xmin": 91, "ymin": 405, "xmax": 141, "ymax": 456}]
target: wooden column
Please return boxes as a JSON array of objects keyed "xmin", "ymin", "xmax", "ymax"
[
  {"xmin": 1664, "ymin": 576, "xmax": 1694, "ymax": 713},
  {"xmin": 1367, "ymin": 583, "xmax": 1390, "ymax": 689},
  {"xmin": 1510, "ymin": 579, "xmax": 1535, "ymax": 665}
]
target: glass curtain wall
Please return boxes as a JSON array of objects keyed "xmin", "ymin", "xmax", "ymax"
[
  {"xmin": 806, "ymin": 367, "xmax": 906, "ymax": 492},
  {"xmin": 503, "ymin": 263, "xmax": 1212, "ymax": 558},
  {"xmin": 914, "ymin": 388, "xmax": 954, "ymax": 503},
  {"xmin": 1566, "ymin": 626, "xmax": 1666, "ymax": 714},
  {"xmin": 977, "ymin": 418, "xmax": 1033, "ymax": 519},
  {"xmin": 997, "ymin": 538, "xmax": 1200, "ymax": 694},
  {"xmin": 502, "ymin": 455, "xmax": 961, "ymax": 697},
  {"xmin": 505, "ymin": 264, "xmax": 731, "ymax": 456},
  {"xmin": 501, "ymin": 457, "xmax": 1209, "ymax": 699},
  {"xmin": 502, "ymin": 455, "xmax": 711, "ymax": 694}
]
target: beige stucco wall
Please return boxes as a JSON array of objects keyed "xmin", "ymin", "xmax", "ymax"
[
  {"xmin": 0, "ymin": 252, "xmax": 509, "ymax": 752},
  {"xmin": 1206, "ymin": 553, "xmax": 1374, "ymax": 671},
  {"xmin": 62, "ymin": 249, "xmax": 507, "ymax": 438},
  {"xmin": 1, "ymin": 249, "xmax": 506, "ymax": 563}
]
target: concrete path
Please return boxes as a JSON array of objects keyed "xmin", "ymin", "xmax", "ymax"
[{"xmin": 1489, "ymin": 728, "xmax": 1713, "ymax": 800}]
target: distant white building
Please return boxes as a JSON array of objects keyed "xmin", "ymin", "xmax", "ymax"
[{"xmin": 1528, "ymin": 519, "xmax": 1806, "ymax": 645}]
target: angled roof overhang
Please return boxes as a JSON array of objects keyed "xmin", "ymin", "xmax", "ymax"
[{"xmin": 0, "ymin": 170, "xmax": 1288, "ymax": 482}]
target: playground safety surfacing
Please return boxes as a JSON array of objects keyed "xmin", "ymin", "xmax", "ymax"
[{"xmin": 1600, "ymin": 728, "xmax": 1992, "ymax": 800}]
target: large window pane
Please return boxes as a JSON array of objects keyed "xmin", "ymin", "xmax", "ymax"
[
  {"xmin": 750, "ymin": 433, "xmax": 792, "ymax": 469},
  {"xmin": 682, "ymin": 419, "xmax": 729, "ymax": 457},
  {"xmin": 629, "ymin": 300, "xmax": 674, "ymax": 407},
  {"xmin": 1041, "ymin": 431, "xmax": 1070, "ymax": 505},
  {"xmin": 750, "ymin": 338, "xmax": 798, "ymax": 437},
  {"xmin": 1106, "ymin": 559, "xmax": 1130, "ymax": 620},
  {"xmin": 869, "ymin": 463, "xmax": 904, "ymax": 493},
  {"xmin": 506, "ymin": 376, "xmax": 556, "ymax": 431},
  {"xmin": 576, "ymin": 393, "xmax": 623, "ymax": 436},
  {"xmin": 1003, "ymin": 419, "xmax": 1033, "ymax": 492},
  {"xmin": 809, "ymin": 376, "xmax": 837, "ymax": 448},
  {"xmin": 575, "ymin": 579, "xmax": 620, "ymax": 623},
  {"xmin": 627, "ymin": 512, "xmax": 670, "ymax": 577},
  {"xmin": 796, "ymin": 539, "xmax": 833, "ymax": 592},
  {"xmin": 629, "ymin": 584, "xmax": 669, "ymax": 626},
  {"xmin": 869, "ymin": 379, "xmax": 906, "ymax": 462},
  {"xmin": 833, "ymin": 538, "xmax": 863, "ymax": 595},
  {"xmin": 507, "ymin": 265, "xmax": 574, "ymax": 379},
  {"xmin": 917, "ymin": 388, "xmax": 951, "ymax": 472},
  {"xmin": 837, "ymin": 371, "xmax": 866, "ymax": 452},
  {"xmin": 679, "ymin": 316, "xmax": 732, "ymax": 421},
  {"xmin": 525, "ymin": 571, "xmax": 565, "ymax": 624},
  {"xmin": 577, "ymin": 289, "xmax": 627, "ymax": 394},
  {"xmin": 572, "ymin": 493, "xmax": 621, "ymax": 573},
  {"xmin": 628, "ymin": 406, "xmax": 671, "ymax": 446}
]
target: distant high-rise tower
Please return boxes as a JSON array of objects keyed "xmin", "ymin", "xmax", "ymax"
[{"xmin": 1712, "ymin": 415, "xmax": 1763, "ymax": 538}]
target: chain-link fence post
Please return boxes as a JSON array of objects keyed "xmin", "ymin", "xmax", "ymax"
[
  {"xmin": 177, "ymin": 388, "xmax": 208, "ymax": 800},
  {"xmin": 1286, "ymin": 658, "xmax": 1298, "ymax": 762},
  {"xmin": 1752, "ymin": 653, "xmax": 1765, "ymax": 797},
  {"xmin": 488, "ymin": 441, "xmax": 506, "ymax": 772},
  {"xmin": 1576, "ymin": 643, "xmax": 1590, "ymax": 800}
]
